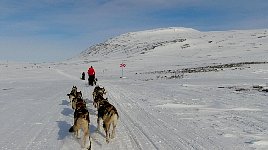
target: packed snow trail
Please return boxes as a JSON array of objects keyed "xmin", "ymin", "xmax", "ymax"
[{"xmin": 100, "ymin": 80, "xmax": 251, "ymax": 150}]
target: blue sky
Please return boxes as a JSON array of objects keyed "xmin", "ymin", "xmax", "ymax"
[{"xmin": 0, "ymin": 0, "xmax": 267, "ymax": 62}]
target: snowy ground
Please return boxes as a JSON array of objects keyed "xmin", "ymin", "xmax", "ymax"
[{"xmin": 0, "ymin": 28, "xmax": 268, "ymax": 150}]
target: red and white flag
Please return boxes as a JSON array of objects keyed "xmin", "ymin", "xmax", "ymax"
[{"xmin": 120, "ymin": 63, "xmax": 126, "ymax": 67}]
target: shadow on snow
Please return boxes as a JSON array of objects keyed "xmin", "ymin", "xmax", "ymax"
[{"xmin": 56, "ymin": 121, "xmax": 72, "ymax": 140}]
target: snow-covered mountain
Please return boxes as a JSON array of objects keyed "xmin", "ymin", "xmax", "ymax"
[
  {"xmin": 79, "ymin": 27, "xmax": 198, "ymax": 59},
  {"xmin": 78, "ymin": 27, "xmax": 267, "ymax": 61},
  {"xmin": 75, "ymin": 27, "xmax": 268, "ymax": 81},
  {"xmin": 1, "ymin": 27, "xmax": 268, "ymax": 150}
]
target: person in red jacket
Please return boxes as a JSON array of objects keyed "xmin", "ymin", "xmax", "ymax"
[{"xmin": 87, "ymin": 66, "xmax": 95, "ymax": 86}]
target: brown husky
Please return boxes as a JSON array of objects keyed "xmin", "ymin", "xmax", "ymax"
[
  {"xmin": 69, "ymin": 107, "xmax": 91, "ymax": 149},
  {"xmin": 97, "ymin": 102, "xmax": 119, "ymax": 143}
]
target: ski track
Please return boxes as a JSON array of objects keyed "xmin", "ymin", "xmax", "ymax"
[
  {"xmin": 104, "ymin": 82, "xmax": 221, "ymax": 150},
  {"xmin": 99, "ymin": 78, "xmax": 265, "ymax": 150}
]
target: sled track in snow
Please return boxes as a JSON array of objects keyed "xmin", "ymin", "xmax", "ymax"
[
  {"xmin": 107, "ymin": 85, "xmax": 188, "ymax": 149},
  {"xmin": 106, "ymin": 83, "xmax": 224, "ymax": 150},
  {"xmin": 108, "ymin": 88, "xmax": 157, "ymax": 149}
]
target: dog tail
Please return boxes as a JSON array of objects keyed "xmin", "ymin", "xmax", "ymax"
[{"xmin": 69, "ymin": 126, "xmax": 74, "ymax": 132}]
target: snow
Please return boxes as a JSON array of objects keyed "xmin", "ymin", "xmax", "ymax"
[{"xmin": 1, "ymin": 27, "xmax": 268, "ymax": 150}]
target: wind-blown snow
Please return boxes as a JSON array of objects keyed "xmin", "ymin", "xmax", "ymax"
[{"xmin": 1, "ymin": 27, "xmax": 268, "ymax": 150}]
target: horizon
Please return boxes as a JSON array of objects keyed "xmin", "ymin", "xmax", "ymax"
[{"xmin": 1, "ymin": 0, "xmax": 268, "ymax": 63}]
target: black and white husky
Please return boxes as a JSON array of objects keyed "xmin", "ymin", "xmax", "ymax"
[
  {"xmin": 67, "ymin": 86, "xmax": 77, "ymax": 103},
  {"xmin": 92, "ymin": 86, "xmax": 107, "ymax": 107},
  {"xmin": 71, "ymin": 91, "xmax": 83, "ymax": 110},
  {"xmin": 92, "ymin": 86, "xmax": 106, "ymax": 98}
]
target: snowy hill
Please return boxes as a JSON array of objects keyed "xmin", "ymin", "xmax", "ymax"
[
  {"xmin": 76, "ymin": 27, "xmax": 268, "ymax": 81},
  {"xmin": 1, "ymin": 27, "xmax": 268, "ymax": 150},
  {"xmin": 78, "ymin": 27, "xmax": 198, "ymax": 59},
  {"xmin": 78, "ymin": 27, "xmax": 267, "ymax": 62}
]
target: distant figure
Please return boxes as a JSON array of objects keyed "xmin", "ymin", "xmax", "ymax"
[
  {"xmin": 81, "ymin": 72, "xmax": 85, "ymax": 80},
  {"xmin": 87, "ymin": 66, "xmax": 95, "ymax": 86}
]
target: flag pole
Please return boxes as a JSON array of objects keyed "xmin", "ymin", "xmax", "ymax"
[
  {"xmin": 121, "ymin": 66, "xmax": 123, "ymax": 78},
  {"xmin": 120, "ymin": 62, "xmax": 126, "ymax": 78}
]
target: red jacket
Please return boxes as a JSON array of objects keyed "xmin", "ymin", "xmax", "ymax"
[{"xmin": 88, "ymin": 67, "xmax": 95, "ymax": 76}]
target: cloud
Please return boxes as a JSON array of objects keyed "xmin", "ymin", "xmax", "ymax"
[
  {"xmin": 0, "ymin": 0, "xmax": 267, "ymax": 62},
  {"xmin": 2, "ymin": 0, "xmax": 266, "ymax": 34}
]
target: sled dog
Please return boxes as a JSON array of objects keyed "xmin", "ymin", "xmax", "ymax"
[
  {"xmin": 76, "ymin": 91, "xmax": 83, "ymax": 99},
  {"xmin": 73, "ymin": 103, "xmax": 88, "ymax": 126},
  {"xmin": 69, "ymin": 107, "xmax": 91, "ymax": 149},
  {"xmin": 92, "ymin": 86, "xmax": 107, "ymax": 108},
  {"xmin": 97, "ymin": 102, "xmax": 119, "ymax": 143},
  {"xmin": 92, "ymin": 85, "xmax": 106, "ymax": 100},
  {"xmin": 71, "ymin": 91, "xmax": 83, "ymax": 110},
  {"xmin": 93, "ymin": 94, "xmax": 108, "ymax": 109},
  {"xmin": 74, "ymin": 97, "xmax": 87, "ymax": 111},
  {"xmin": 67, "ymin": 86, "xmax": 78, "ymax": 103}
]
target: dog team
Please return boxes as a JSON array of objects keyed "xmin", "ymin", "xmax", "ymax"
[{"xmin": 66, "ymin": 85, "xmax": 119, "ymax": 149}]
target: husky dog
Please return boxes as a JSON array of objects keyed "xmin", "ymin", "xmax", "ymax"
[
  {"xmin": 71, "ymin": 91, "xmax": 83, "ymax": 110},
  {"xmin": 67, "ymin": 86, "xmax": 78, "ymax": 103},
  {"xmin": 71, "ymin": 86, "xmax": 78, "ymax": 94},
  {"xmin": 74, "ymin": 97, "xmax": 86, "ymax": 111},
  {"xmin": 92, "ymin": 85, "xmax": 106, "ymax": 100},
  {"xmin": 69, "ymin": 107, "xmax": 91, "ymax": 149},
  {"xmin": 76, "ymin": 91, "xmax": 83, "ymax": 99},
  {"xmin": 70, "ymin": 90, "xmax": 91, "ymax": 149},
  {"xmin": 73, "ymin": 94, "xmax": 87, "ymax": 124},
  {"xmin": 92, "ymin": 86, "xmax": 107, "ymax": 108},
  {"xmin": 97, "ymin": 102, "xmax": 119, "ymax": 143},
  {"xmin": 93, "ymin": 94, "xmax": 108, "ymax": 109},
  {"xmin": 94, "ymin": 78, "xmax": 98, "ymax": 85}
]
